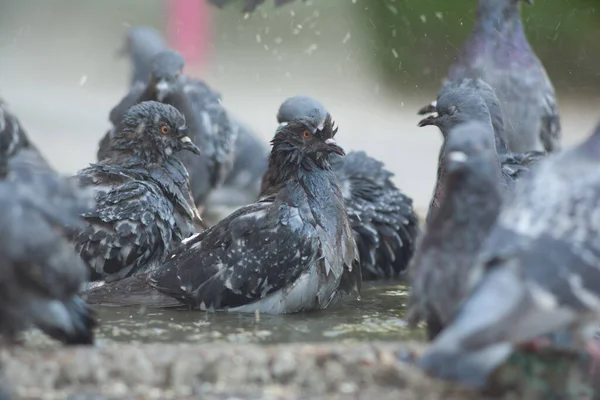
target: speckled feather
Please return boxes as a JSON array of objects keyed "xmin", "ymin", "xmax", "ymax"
[
  {"xmin": 331, "ymin": 151, "xmax": 418, "ymax": 280},
  {"xmin": 77, "ymin": 102, "xmax": 200, "ymax": 283},
  {"xmin": 420, "ymin": 122, "xmax": 600, "ymax": 388},
  {"xmin": 274, "ymin": 95, "xmax": 419, "ymax": 281},
  {"xmin": 447, "ymin": 0, "xmax": 561, "ymax": 153},
  {"xmin": 0, "ymin": 155, "xmax": 96, "ymax": 345},
  {"xmin": 149, "ymin": 113, "xmax": 361, "ymax": 313}
]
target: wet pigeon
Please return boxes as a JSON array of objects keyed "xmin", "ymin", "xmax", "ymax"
[
  {"xmin": 76, "ymin": 101, "xmax": 202, "ymax": 283},
  {"xmin": 406, "ymin": 121, "xmax": 504, "ymax": 340},
  {"xmin": 99, "ymin": 49, "xmax": 237, "ymax": 208},
  {"xmin": 206, "ymin": 0, "xmax": 300, "ymax": 13},
  {"xmin": 434, "ymin": 0, "xmax": 561, "ymax": 153},
  {"xmin": 418, "ymin": 79, "xmax": 546, "ymax": 221},
  {"xmin": 117, "ymin": 26, "xmax": 167, "ymax": 87},
  {"xmin": 419, "ymin": 122, "xmax": 600, "ymax": 389},
  {"xmin": 0, "ymin": 151, "xmax": 96, "ymax": 345},
  {"xmin": 0, "ymin": 98, "xmax": 52, "ymax": 172},
  {"xmin": 274, "ymin": 96, "xmax": 419, "ymax": 280},
  {"xmin": 148, "ymin": 110, "xmax": 361, "ymax": 313}
]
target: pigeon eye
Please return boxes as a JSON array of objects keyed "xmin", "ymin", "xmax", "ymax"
[
  {"xmin": 161, "ymin": 125, "xmax": 170, "ymax": 135},
  {"xmin": 302, "ymin": 130, "xmax": 311, "ymax": 139}
]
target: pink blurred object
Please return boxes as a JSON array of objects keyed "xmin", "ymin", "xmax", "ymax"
[{"xmin": 167, "ymin": 0, "xmax": 212, "ymax": 72}]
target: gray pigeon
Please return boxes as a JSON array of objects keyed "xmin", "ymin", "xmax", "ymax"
[
  {"xmin": 406, "ymin": 121, "xmax": 504, "ymax": 340},
  {"xmin": 0, "ymin": 98, "xmax": 52, "ymax": 172},
  {"xmin": 115, "ymin": 26, "xmax": 268, "ymax": 213},
  {"xmin": 419, "ymin": 121, "xmax": 600, "ymax": 389},
  {"xmin": 206, "ymin": 0, "xmax": 300, "ymax": 13},
  {"xmin": 148, "ymin": 110, "xmax": 361, "ymax": 313},
  {"xmin": 204, "ymin": 117, "xmax": 269, "ymax": 210},
  {"xmin": 100, "ymin": 49, "xmax": 237, "ymax": 209},
  {"xmin": 274, "ymin": 95, "xmax": 419, "ymax": 280},
  {"xmin": 117, "ymin": 26, "xmax": 167, "ymax": 87},
  {"xmin": 0, "ymin": 150, "xmax": 96, "ymax": 345},
  {"xmin": 418, "ymin": 79, "xmax": 546, "ymax": 222},
  {"xmin": 440, "ymin": 0, "xmax": 561, "ymax": 153},
  {"xmin": 76, "ymin": 101, "xmax": 202, "ymax": 283}
]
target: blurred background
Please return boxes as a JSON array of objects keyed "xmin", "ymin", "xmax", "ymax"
[{"xmin": 0, "ymin": 0, "xmax": 598, "ymax": 211}]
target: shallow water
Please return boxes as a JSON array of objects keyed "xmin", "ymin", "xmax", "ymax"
[{"xmin": 95, "ymin": 282, "xmax": 426, "ymax": 345}]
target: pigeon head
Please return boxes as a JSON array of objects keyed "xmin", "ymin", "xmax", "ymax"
[
  {"xmin": 113, "ymin": 101, "xmax": 201, "ymax": 162},
  {"xmin": 277, "ymin": 95, "xmax": 329, "ymax": 126},
  {"xmin": 418, "ymin": 81, "xmax": 493, "ymax": 135},
  {"xmin": 150, "ymin": 50, "xmax": 185, "ymax": 101},
  {"xmin": 442, "ymin": 121, "xmax": 499, "ymax": 177},
  {"xmin": 271, "ymin": 111, "xmax": 345, "ymax": 166},
  {"xmin": 118, "ymin": 26, "xmax": 165, "ymax": 59}
]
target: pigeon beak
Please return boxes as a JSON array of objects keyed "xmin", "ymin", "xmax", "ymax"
[
  {"xmin": 155, "ymin": 79, "xmax": 171, "ymax": 102},
  {"xmin": 445, "ymin": 151, "xmax": 468, "ymax": 172},
  {"xmin": 418, "ymin": 114, "xmax": 439, "ymax": 127},
  {"xmin": 417, "ymin": 101, "xmax": 437, "ymax": 115},
  {"xmin": 324, "ymin": 138, "xmax": 346, "ymax": 156},
  {"xmin": 180, "ymin": 136, "xmax": 202, "ymax": 156}
]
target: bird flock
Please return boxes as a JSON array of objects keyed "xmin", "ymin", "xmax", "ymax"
[{"xmin": 0, "ymin": 0, "xmax": 598, "ymax": 393}]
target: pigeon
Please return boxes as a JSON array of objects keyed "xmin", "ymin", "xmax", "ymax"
[
  {"xmin": 429, "ymin": 0, "xmax": 561, "ymax": 153},
  {"xmin": 406, "ymin": 121, "xmax": 504, "ymax": 340},
  {"xmin": 117, "ymin": 26, "xmax": 167, "ymax": 87},
  {"xmin": 0, "ymin": 150, "xmax": 96, "ymax": 345},
  {"xmin": 274, "ymin": 96, "xmax": 419, "ymax": 280},
  {"xmin": 147, "ymin": 109, "xmax": 361, "ymax": 313},
  {"xmin": 206, "ymin": 0, "xmax": 301, "ymax": 13},
  {"xmin": 418, "ymin": 79, "xmax": 546, "ymax": 222},
  {"xmin": 204, "ymin": 119, "xmax": 269, "ymax": 212},
  {"xmin": 419, "ymin": 121, "xmax": 600, "ymax": 389},
  {"xmin": 0, "ymin": 98, "xmax": 52, "ymax": 172},
  {"xmin": 99, "ymin": 49, "xmax": 237, "ymax": 208},
  {"xmin": 76, "ymin": 101, "xmax": 202, "ymax": 283}
]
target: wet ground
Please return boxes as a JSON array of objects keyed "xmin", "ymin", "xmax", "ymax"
[{"xmin": 94, "ymin": 281, "xmax": 425, "ymax": 345}]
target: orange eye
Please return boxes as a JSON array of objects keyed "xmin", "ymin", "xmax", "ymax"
[
  {"xmin": 302, "ymin": 130, "xmax": 311, "ymax": 139},
  {"xmin": 161, "ymin": 125, "xmax": 169, "ymax": 135}
]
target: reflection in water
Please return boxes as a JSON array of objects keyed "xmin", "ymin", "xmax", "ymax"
[{"xmin": 95, "ymin": 282, "xmax": 426, "ymax": 345}]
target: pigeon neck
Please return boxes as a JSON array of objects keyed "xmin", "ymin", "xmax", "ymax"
[
  {"xmin": 433, "ymin": 167, "xmax": 502, "ymax": 231},
  {"xmin": 104, "ymin": 137, "xmax": 173, "ymax": 168},
  {"xmin": 260, "ymin": 147, "xmax": 333, "ymax": 198},
  {"xmin": 475, "ymin": 0, "xmax": 526, "ymax": 39}
]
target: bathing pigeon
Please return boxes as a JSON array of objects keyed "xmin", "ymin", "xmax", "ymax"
[
  {"xmin": 0, "ymin": 151, "xmax": 96, "ymax": 345},
  {"xmin": 428, "ymin": 0, "xmax": 561, "ymax": 153},
  {"xmin": 117, "ymin": 26, "xmax": 167, "ymax": 87},
  {"xmin": 419, "ymin": 121, "xmax": 600, "ymax": 389},
  {"xmin": 76, "ymin": 101, "xmax": 202, "ymax": 283},
  {"xmin": 206, "ymin": 0, "xmax": 300, "ymax": 13},
  {"xmin": 148, "ymin": 110, "xmax": 361, "ymax": 313},
  {"xmin": 275, "ymin": 95, "xmax": 419, "ymax": 280},
  {"xmin": 406, "ymin": 121, "xmax": 504, "ymax": 340},
  {"xmin": 0, "ymin": 98, "xmax": 52, "ymax": 172},
  {"xmin": 99, "ymin": 49, "xmax": 237, "ymax": 208},
  {"xmin": 419, "ymin": 79, "xmax": 546, "ymax": 222}
]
